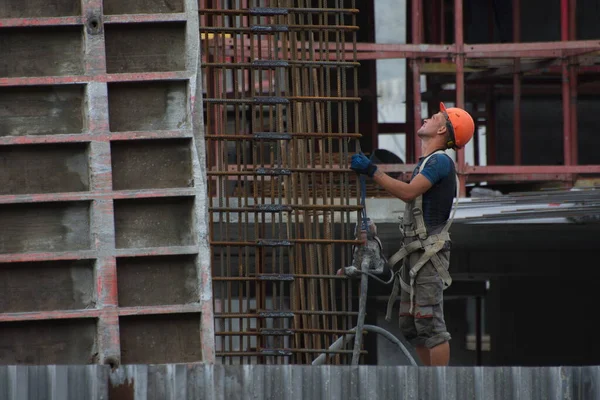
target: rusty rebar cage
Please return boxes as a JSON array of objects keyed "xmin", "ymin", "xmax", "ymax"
[{"xmin": 199, "ymin": 0, "xmax": 365, "ymax": 364}]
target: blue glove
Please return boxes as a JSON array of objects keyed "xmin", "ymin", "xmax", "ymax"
[{"xmin": 351, "ymin": 153, "xmax": 378, "ymax": 177}]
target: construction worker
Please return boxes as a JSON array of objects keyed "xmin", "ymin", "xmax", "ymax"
[{"xmin": 350, "ymin": 102, "xmax": 474, "ymax": 366}]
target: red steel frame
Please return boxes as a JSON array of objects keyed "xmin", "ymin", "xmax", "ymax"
[{"xmin": 358, "ymin": 0, "xmax": 600, "ymax": 195}]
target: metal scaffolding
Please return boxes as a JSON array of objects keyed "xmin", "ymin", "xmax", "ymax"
[{"xmin": 357, "ymin": 0, "xmax": 600, "ymax": 195}]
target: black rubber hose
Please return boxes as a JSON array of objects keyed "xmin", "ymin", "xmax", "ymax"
[{"xmin": 312, "ymin": 324, "xmax": 418, "ymax": 366}]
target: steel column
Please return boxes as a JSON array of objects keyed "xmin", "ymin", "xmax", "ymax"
[
  {"xmin": 569, "ymin": 0, "xmax": 578, "ymax": 165},
  {"xmin": 513, "ymin": 0, "xmax": 522, "ymax": 165},
  {"xmin": 455, "ymin": 0, "xmax": 467, "ymax": 196},
  {"xmin": 561, "ymin": 0, "xmax": 573, "ymax": 166},
  {"xmin": 412, "ymin": 0, "xmax": 423, "ymax": 160}
]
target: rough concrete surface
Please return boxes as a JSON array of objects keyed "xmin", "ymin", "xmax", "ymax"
[
  {"xmin": 113, "ymin": 197, "xmax": 194, "ymax": 249},
  {"xmin": 103, "ymin": 0, "xmax": 184, "ymax": 15},
  {"xmin": 0, "ymin": 202, "xmax": 91, "ymax": 254},
  {"xmin": 0, "ymin": 319, "xmax": 97, "ymax": 364},
  {"xmin": 105, "ymin": 23, "xmax": 186, "ymax": 74},
  {"xmin": 117, "ymin": 255, "xmax": 198, "ymax": 307},
  {"xmin": 107, "ymin": 81, "xmax": 188, "ymax": 132},
  {"xmin": 119, "ymin": 313, "xmax": 201, "ymax": 364},
  {"xmin": 111, "ymin": 139, "xmax": 192, "ymax": 190},
  {"xmin": 0, "ymin": 0, "xmax": 80, "ymax": 18},
  {"xmin": 0, "ymin": 260, "xmax": 95, "ymax": 313},
  {"xmin": 0, "ymin": 85, "xmax": 85, "ymax": 136},
  {"xmin": 0, "ymin": 143, "xmax": 89, "ymax": 195},
  {"xmin": 0, "ymin": 27, "xmax": 84, "ymax": 78}
]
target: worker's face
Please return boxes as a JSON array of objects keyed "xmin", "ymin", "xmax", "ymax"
[{"xmin": 417, "ymin": 112, "xmax": 447, "ymax": 138}]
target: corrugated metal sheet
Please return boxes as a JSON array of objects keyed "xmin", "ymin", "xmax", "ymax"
[
  {"xmin": 1, "ymin": 364, "xmax": 600, "ymax": 400},
  {"xmin": 0, "ymin": 365, "xmax": 108, "ymax": 400}
]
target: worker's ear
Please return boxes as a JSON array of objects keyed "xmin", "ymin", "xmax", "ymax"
[{"xmin": 437, "ymin": 124, "xmax": 447, "ymax": 135}]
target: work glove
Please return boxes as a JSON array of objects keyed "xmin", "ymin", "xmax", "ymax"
[{"xmin": 351, "ymin": 153, "xmax": 378, "ymax": 177}]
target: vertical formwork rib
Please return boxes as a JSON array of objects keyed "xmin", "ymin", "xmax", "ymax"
[{"xmin": 201, "ymin": 0, "xmax": 364, "ymax": 364}]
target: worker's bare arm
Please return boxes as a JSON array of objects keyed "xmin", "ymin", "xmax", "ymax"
[{"xmin": 372, "ymin": 170, "xmax": 433, "ymax": 202}]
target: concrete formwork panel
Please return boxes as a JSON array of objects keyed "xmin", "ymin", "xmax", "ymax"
[
  {"xmin": 102, "ymin": 0, "xmax": 184, "ymax": 15},
  {"xmin": 105, "ymin": 22, "xmax": 186, "ymax": 73},
  {"xmin": 0, "ymin": 143, "xmax": 90, "ymax": 194},
  {"xmin": 0, "ymin": 319, "xmax": 97, "ymax": 364},
  {"xmin": 107, "ymin": 81, "xmax": 188, "ymax": 132},
  {"xmin": 119, "ymin": 314, "xmax": 202, "ymax": 364},
  {"xmin": 0, "ymin": 0, "xmax": 81, "ymax": 18},
  {"xmin": 0, "ymin": 260, "xmax": 95, "ymax": 313},
  {"xmin": 0, "ymin": 27, "xmax": 84, "ymax": 77},
  {"xmin": 0, "ymin": 0, "xmax": 214, "ymax": 365},
  {"xmin": 110, "ymin": 139, "xmax": 192, "ymax": 190},
  {"xmin": 0, "ymin": 86, "xmax": 85, "ymax": 136},
  {"xmin": 116, "ymin": 255, "xmax": 198, "ymax": 307}
]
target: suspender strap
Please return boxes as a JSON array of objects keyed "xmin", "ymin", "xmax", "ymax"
[{"xmin": 385, "ymin": 150, "xmax": 460, "ymax": 321}]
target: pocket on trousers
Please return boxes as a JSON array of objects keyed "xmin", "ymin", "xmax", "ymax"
[{"xmin": 415, "ymin": 274, "xmax": 443, "ymax": 307}]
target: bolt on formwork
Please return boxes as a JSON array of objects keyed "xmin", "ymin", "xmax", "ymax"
[{"xmin": 199, "ymin": 1, "xmax": 367, "ymax": 364}]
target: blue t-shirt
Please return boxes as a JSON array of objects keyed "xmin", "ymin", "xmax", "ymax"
[{"xmin": 411, "ymin": 153, "xmax": 456, "ymax": 230}]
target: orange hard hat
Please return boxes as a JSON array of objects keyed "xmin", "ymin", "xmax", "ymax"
[{"xmin": 440, "ymin": 102, "xmax": 475, "ymax": 149}]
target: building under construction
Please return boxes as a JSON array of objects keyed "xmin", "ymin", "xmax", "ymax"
[
  {"xmin": 0, "ymin": 0, "xmax": 599, "ymax": 375},
  {"xmin": 201, "ymin": 0, "xmax": 600, "ymax": 367}
]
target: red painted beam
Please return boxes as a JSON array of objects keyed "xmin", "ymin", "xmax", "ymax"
[
  {"xmin": 0, "ymin": 72, "xmax": 190, "ymax": 87},
  {"xmin": 217, "ymin": 39, "xmax": 600, "ymax": 60},
  {"xmin": 103, "ymin": 14, "xmax": 187, "ymax": 24},
  {"xmin": 0, "ymin": 251, "xmax": 96, "ymax": 264},
  {"xmin": 467, "ymin": 173, "xmax": 575, "ymax": 183},
  {"xmin": 0, "ymin": 131, "xmax": 192, "ymax": 147},
  {"xmin": 118, "ymin": 304, "xmax": 202, "ymax": 317},
  {"xmin": 0, "ymin": 309, "xmax": 100, "ymax": 323},
  {"xmin": 115, "ymin": 245, "xmax": 199, "ymax": 258},
  {"xmin": 0, "ymin": 16, "xmax": 82, "ymax": 27},
  {"xmin": 377, "ymin": 164, "xmax": 600, "ymax": 183},
  {"xmin": 0, "ymin": 188, "xmax": 194, "ymax": 206},
  {"xmin": 465, "ymin": 40, "xmax": 600, "ymax": 58},
  {"xmin": 466, "ymin": 165, "xmax": 600, "ymax": 174}
]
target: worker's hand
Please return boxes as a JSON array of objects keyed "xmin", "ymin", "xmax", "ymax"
[{"xmin": 351, "ymin": 153, "xmax": 378, "ymax": 177}]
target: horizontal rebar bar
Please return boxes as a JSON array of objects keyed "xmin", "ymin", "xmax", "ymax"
[
  {"xmin": 198, "ymin": 8, "xmax": 359, "ymax": 14},
  {"xmin": 209, "ymin": 205, "xmax": 362, "ymax": 212},
  {"xmin": 199, "ymin": 25, "xmax": 359, "ymax": 33},
  {"xmin": 215, "ymin": 328, "xmax": 357, "ymax": 336},
  {"xmin": 214, "ymin": 311, "xmax": 360, "ymax": 318},
  {"xmin": 203, "ymin": 96, "xmax": 361, "ymax": 104},
  {"xmin": 204, "ymin": 133, "xmax": 362, "ymax": 139},
  {"xmin": 212, "ymin": 275, "xmax": 348, "ymax": 281},
  {"xmin": 210, "ymin": 239, "xmax": 363, "ymax": 246},
  {"xmin": 202, "ymin": 60, "xmax": 360, "ymax": 67}
]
